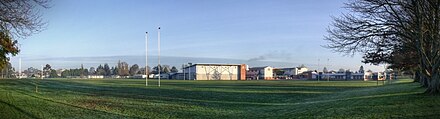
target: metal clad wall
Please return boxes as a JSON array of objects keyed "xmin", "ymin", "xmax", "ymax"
[{"xmin": 195, "ymin": 65, "xmax": 239, "ymax": 80}]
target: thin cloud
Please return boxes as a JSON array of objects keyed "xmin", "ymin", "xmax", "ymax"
[{"xmin": 248, "ymin": 50, "xmax": 292, "ymax": 62}]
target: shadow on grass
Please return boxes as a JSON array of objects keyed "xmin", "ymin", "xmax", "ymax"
[
  {"xmin": 19, "ymin": 79, "xmax": 389, "ymax": 107},
  {"xmin": 0, "ymin": 79, "xmax": 431, "ymax": 118},
  {"xmin": 9, "ymin": 88, "xmax": 143, "ymax": 119},
  {"xmin": 0, "ymin": 98, "xmax": 39, "ymax": 119}
]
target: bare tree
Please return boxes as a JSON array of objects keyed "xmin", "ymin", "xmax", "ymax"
[
  {"xmin": 117, "ymin": 61, "xmax": 129, "ymax": 76},
  {"xmin": 325, "ymin": 0, "xmax": 440, "ymax": 94},
  {"xmin": 0, "ymin": 0, "xmax": 50, "ymax": 68}
]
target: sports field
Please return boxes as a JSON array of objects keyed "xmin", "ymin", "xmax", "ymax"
[{"xmin": 0, "ymin": 78, "xmax": 438, "ymax": 118}]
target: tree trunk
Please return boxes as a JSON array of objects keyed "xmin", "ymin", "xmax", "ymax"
[
  {"xmin": 414, "ymin": 70, "xmax": 420, "ymax": 82},
  {"xmin": 421, "ymin": 75, "xmax": 429, "ymax": 88},
  {"xmin": 425, "ymin": 72, "xmax": 440, "ymax": 95}
]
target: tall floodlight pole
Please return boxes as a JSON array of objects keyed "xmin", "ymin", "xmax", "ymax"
[
  {"xmin": 158, "ymin": 26, "xmax": 161, "ymax": 87},
  {"xmin": 145, "ymin": 32, "xmax": 148, "ymax": 86},
  {"xmin": 19, "ymin": 58, "xmax": 21, "ymax": 79}
]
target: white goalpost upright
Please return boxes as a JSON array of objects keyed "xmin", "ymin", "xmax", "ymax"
[
  {"xmin": 145, "ymin": 32, "xmax": 148, "ymax": 86},
  {"xmin": 158, "ymin": 26, "xmax": 161, "ymax": 87}
]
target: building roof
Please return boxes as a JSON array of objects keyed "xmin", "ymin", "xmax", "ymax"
[
  {"xmin": 184, "ymin": 63, "xmax": 244, "ymax": 69},
  {"xmin": 277, "ymin": 67, "xmax": 297, "ymax": 70},
  {"xmin": 274, "ymin": 67, "xmax": 308, "ymax": 70},
  {"xmin": 248, "ymin": 66, "xmax": 272, "ymax": 70},
  {"xmin": 193, "ymin": 63, "xmax": 242, "ymax": 66}
]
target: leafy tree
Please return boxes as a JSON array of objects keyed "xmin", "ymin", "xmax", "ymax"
[
  {"xmin": 43, "ymin": 64, "xmax": 51, "ymax": 71},
  {"xmin": 83, "ymin": 69, "xmax": 89, "ymax": 76},
  {"xmin": 96, "ymin": 65, "xmax": 105, "ymax": 75},
  {"xmin": 0, "ymin": 0, "xmax": 49, "ymax": 69},
  {"xmin": 24, "ymin": 67, "xmax": 39, "ymax": 77},
  {"xmin": 43, "ymin": 64, "xmax": 51, "ymax": 76},
  {"xmin": 152, "ymin": 65, "xmax": 171, "ymax": 74},
  {"xmin": 138, "ymin": 67, "xmax": 145, "ymax": 74},
  {"xmin": 110, "ymin": 67, "xmax": 115, "ymax": 75},
  {"xmin": 358, "ymin": 66, "xmax": 364, "ymax": 73},
  {"xmin": 386, "ymin": 46, "xmax": 420, "ymax": 83},
  {"xmin": 338, "ymin": 68, "xmax": 345, "ymax": 73},
  {"xmin": 138, "ymin": 66, "xmax": 151, "ymax": 74},
  {"xmin": 162, "ymin": 65, "xmax": 171, "ymax": 73},
  {"xmin": 89, "ymin": 67, "xmax": 95, "ymax": 75},
  {"xmin": 80, "ymin": 64, "xmax": 84, "ymax": 78},
  {"xmin": 170, "ymin": 66, "xmax": 179, "ymax": 73},
  {"xmin": 61, "ymin": 70, "xmax": 70, "ymax": 78},
  {"xmin": 104, "ymin": 63, "xmax": 111, "ymax": 76},
  {"xmin": 129, "ymin": 64, "xmax": 140, "ymax": 76},
  {"xmin": 112, "ymin": 66, "xmax": 119, "ymax": 76},
  {"xmin": 61, "ymin": 68, "xmax": 86, "ymax": 78},
  {"xmin": 49, "ymin": 69, "xmax": 58, "ymax": 78},
  {"xmin": 152, "ymin": 65, "xmax": 162, "ymax": 74},
  {"xmin": 323, "ymin": 67, "xmax": 328, "ymax": 73}
]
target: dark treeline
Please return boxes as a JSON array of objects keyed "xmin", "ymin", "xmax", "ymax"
[{"xmin": 53, "ymin": 61, "xmax": 180, "ymax": 78}]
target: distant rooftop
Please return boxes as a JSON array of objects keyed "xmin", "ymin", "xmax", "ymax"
[
  {"xmin": 184, "ymin": 63, "xmax": 244, "ymax": 68},
  {"xmin": 249, "ymin": 66, "xmax": 272, "ymax": 69}
]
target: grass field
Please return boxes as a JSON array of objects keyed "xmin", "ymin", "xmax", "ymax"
[{"xmin": 0, "ymin": 78, "xmax": 438, "ymax": 119}]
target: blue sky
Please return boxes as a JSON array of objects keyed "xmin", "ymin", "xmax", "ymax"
[{"xmin": 11, "ymin": 0, "xmax": 384, "ymax": 71}]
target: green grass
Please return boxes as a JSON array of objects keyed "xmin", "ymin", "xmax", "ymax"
[{"xmin": 0, "ymin": 78, "xmax": 438, "ymax": 118}]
